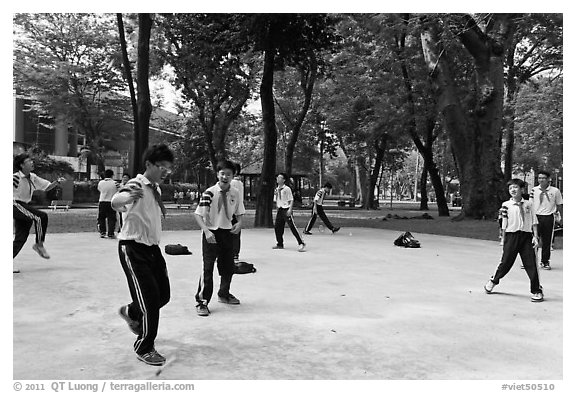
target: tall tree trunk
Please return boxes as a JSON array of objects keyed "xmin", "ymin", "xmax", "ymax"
[
  {"xmin": 424, "ymin": 151, "xmax": 450, "ymax": 216},
  {"xmin": 284, "ymin": 52, "xmax": 317, "ymax": 178},
  {"xmin": 134, "ymin": 13, "xmax": 153, "ymax": 175},
  {"xmin": 356, "ymin": 156, "xmax": 369, "ymax": 208},
  {"xmin": 420, "ymin": 15, "xmax": 511, "ymax": 220},
  {"xmin": 254, "ymin": 45, "xmax": 277, "ymax": 228},
  {"xmin": 116, "ymin": 13, "xmax": 139, "ymax": 175},
  {"xmin": 367, "ymin": 136, "xmax": 386, "ymax": 209},
  {"xmin": 419, "ymin": 161, "xmax": 429, "ymax": 210}
]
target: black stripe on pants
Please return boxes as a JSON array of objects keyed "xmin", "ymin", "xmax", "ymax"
[
  {"xmin": 196, "ymin": 229, "xmax": 234, "ymax": 305},
  {"xmin": 97, "ymin": 201, "xmax": 117, "ymax": 236},
  {"xmin": 304, "ymin": 205, "xmax": 334, "ymax": 232},
  {"xmin": 275, "ymin": 207, "xmax": 304, "ymax": 247},
  {"xmin": 118, "ymin": 240, "xmax": 170, "ymax": 355},
  {"xmin": 536, "ymin": 214, "xmax": 554, "ymax": 265},
  {"xmin": 13, "ymin": 201, "xmax": 48, "ymax": 258},
  {"xmin": 491, "ymin": 231, "xmax": 542, "ymax": 294}
]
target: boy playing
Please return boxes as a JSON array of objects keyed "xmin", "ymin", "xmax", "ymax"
[
  {"xmin": 273, "ymin": 173, "xmax": 306, "ymax": 252},
  {"xmin": 303, "ymin": 182, "xmax": 340, "ymax": 235},
  {"xmin": 13, "ymin": 153, "xmax": 66, "ymax": 263},
  {"xmin": 113, "ymin": 144, "xmax": 174, "ymax": 366},
  {"xmin": 194, "ymin": 160, "xmax": 245, "ymax": 317},
  {"xmin": 484, "ymin": 179, "xmax": 544, "ymax": 302}
]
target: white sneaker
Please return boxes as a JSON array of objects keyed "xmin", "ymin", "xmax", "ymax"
[
  {"xmin": 484, "ymin": 279, "xmax": 495, "ymax": 293},
  {"xmin": 531, "ymin": 292, "xmax": 544, "ymax": 302},
  {"xmin": 298, "ymin": 243, "xmax": 306, "ymax": 252}
]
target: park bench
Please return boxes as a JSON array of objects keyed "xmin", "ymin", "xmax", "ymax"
[{"xmin": 50, "ymin": 200, "xmax": 72, "ymax": 211}]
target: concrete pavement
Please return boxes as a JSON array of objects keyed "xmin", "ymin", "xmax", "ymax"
[{"xmin": 13, "ymin": 227, "xmax": 562, "ymax": 380}]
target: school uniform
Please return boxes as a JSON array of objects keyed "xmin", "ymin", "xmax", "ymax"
[
  {"xmin": 195, "ymin": 183, "xmax": 245, "ymax": 306},
  {"xmin": 13, "ymin": 171, "xmax": 51, "ymax": 258},
  {"xmin": 530, "ymin": 185, "xmax": 563, "ymax": 266},
  {"xmin": 304, "ymin": 188, "xmax": 336, "ymax": 232},
  {"xmin": 491, "ymin": 198, "xmax": 542, "ymax": 295},
  {"xmin": 230, "ymin": 177, "xmax": 244, "ymax": 260},
  {"xmin": 113, "ymin": 174, "xmax": 170, "ymax": 357},
  {"xmin": 274, "ymin": 185, "xmax": 304, "ymax": 247},
  {"xmin": 97, "ymin": 177, "xmax": 119, "ymax": 236}
]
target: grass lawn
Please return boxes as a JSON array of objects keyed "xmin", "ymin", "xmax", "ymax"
[{"xmin": 42, "ymin": 201, "xmax": 563, "ymax": 248}]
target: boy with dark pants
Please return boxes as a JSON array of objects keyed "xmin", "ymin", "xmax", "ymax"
[
  {"xmin": 194, "ymin": 160, "xmax": 245, "ymax": 317},
  {"xmin": 97, "ymin": 169, "xmax": 119, "ymax": 238},
  {"xmin": 13, "ymin": 153, "xmax": 66, "ymax": 267},
  {"xmin": 530, "ymin": 170, "xmax": 563, "ymax": 270},
  {"xmin": 273, "ymin": 173, "xmax": 306, "ymax": 252},
  {"xmin": 484, "ymin": 179, "xmax": 544, "ymax": 302},
  {"xmin": 112, "ymin": 144, "xmax": 174, "ymax": 366},
  {"xmin": 303, "ymin": 182, "xmax": 340, "ymax": 235}
]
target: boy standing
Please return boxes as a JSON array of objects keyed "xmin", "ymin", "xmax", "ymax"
[
  {"xmin": 13, "ymin": 153, "xmax": 66, "ymax": 262},
  {"xmin": 303, "ymin": 182, "xmax": 340, "ymax": 235},
  {"xmin": 97, "ymin": 169, "xmax": 119, "ymax": 238},
  {"xmin": 113, "ymin": 144, "xmax": 174, "ymax": 366},
  {"xmin": 530, "ymin": 170, "xmax": 563, "ymax": 270},
  {"xmin": 273, "ymin": 173, "xmax": 306, "ymax": 252},
  {"xmin": 194, "ymin": 160, "xmax": 245, "ymax": 317},
  {"xmin": 484, "ymin": 179, "xmax": 544, "ymax": 302}
]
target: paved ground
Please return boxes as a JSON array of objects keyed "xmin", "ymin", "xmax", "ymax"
[{"xmin": 13, "ymin": 227, "xmax": 562, "ymax": 380}]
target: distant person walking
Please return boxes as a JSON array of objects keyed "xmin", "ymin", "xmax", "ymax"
[
  {"xmin": 230, "ymin": 162, "xmax": 244, "ymax": 262},
  {"xmin": 530, "ymin": 170, "xmax": 563, "ymax": 270},
  {"xmin": 113, "ymin": 144, "xmax": 174, "ymax": 367},
  {"xmin": 273, "ymin": 173, "xmax": 305, "ymax": 252},
  {"xmin": 303, "ymin": 182, "xmax": 340, "ymax": 235},
  {"xmin": 97, "ymin": 169, "xmax": 119, "ymax": 238},
  {"xmin": 484, "ymin": 179, "xmax": 543, "ymax": 302},
  {"xmin": 13, "ymin": 153, "xmax": 66, "ymax": 264}
]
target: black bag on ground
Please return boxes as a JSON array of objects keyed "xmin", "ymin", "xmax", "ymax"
[
  {"xmin": 165, "ymin": 244, "xmax": 192, "ymax": 255},
  {"xmin": 393, "ymin": 232, "xmax": 421, "ymax": 248},
  {"xmin": 234, "ymin": 261, "xmax": 257, "ymax": 274}
]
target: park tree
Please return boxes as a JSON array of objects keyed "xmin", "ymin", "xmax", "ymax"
[
  {"xmin": 512, "ymin": 76, "xmax": 563, "ymax": 182},
  {"xmin": 247, "ymin": 14, "xmax": 338, "ymax": 227},
  {"xmin": 419, "ymin": 13, "xmax": 515, "ymax": 220},
  {"xmin": 158, "ymin": 14, "xmax": 256, "ymax": 172},
  {"xmin": 116, "ymin": 13, "xmax": 155, "ymax": 176},
  {"xmin": 13, "ymin": 13, "xmax": 126, "ymax": 176},
  {"xmin": 502, "ymin": 14, "xmax": 563, "ymax": 181}
]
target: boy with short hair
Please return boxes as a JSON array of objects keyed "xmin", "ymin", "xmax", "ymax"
[
  {"xmin": 484, "ymin": 178, "xmax": 544, "ymax": 302},
  {"xmin": 273, "ymin": 173, "xmax": 306, "ymax": 252},
  {"xmin": 530, "ymin": 170, "xmax": 563, "ymax": 270},
  {"xmin": 97, "ymin": 169, "xmax": 119, "ymax": 238},
  {"xmin": 112, "ymin": 144, "xmax": 174, "ymax": 366},
  {"xmin": 194, "ymin": 160, "xmax": 245, "ymax": 317},
  {"xmin": 13, "ymin": 153, "xmax": 66, "ymax": 263},
  {"xmin": 303, "ymin": 182, "xmax": 340, "ymax": 235}
]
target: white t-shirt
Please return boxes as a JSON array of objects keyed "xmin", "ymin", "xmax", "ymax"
[
  {"xmin": 98, "ymin": 178, "xmax": 119, "ymax": 202},
  {"xmin": 530, "ymin": 185, "xmax": 563, "ymax": 215},
  {"xmin": 274, "ymin": 185, "xmax": 293, "ymax": 209},
  {"xmin": 195, "ymin": 183, "xmax": 246, "ymax": 230},
  {"xmin": 113, "ymin": 174, "xmax": 163, "ymax": 246},
  {"xmin": 13, "ymin": 171, "xmax": 51, "ymax": 203}
]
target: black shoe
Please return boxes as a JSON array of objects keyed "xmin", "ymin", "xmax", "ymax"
[
  {"xmin": 108, "ymin": 234, "xmax": 116, "ymax": 239},
  {"xmin": 118, "ymin": 305, "xmax": 142, "ymax": 335},
  {"xmin": 332, "ymin": 227, "xmax": 340, "ymax": 233},
  {"xmin": 272, "ymin": 245, "xmax": 284, "ymax": 249},
  {"xmin": 218, "ymin": 293, "xmax": 240, "ymax": 305},
  {"xmin": 137, "ymin": 349, "xmax": 166, "ymax": 366},
  {"xmin": 303, "ymin": 231, "xmax": 313, "ymax": 235},
  {"xmin": 196, "ymin": 303, "xmax": 210, "ymax": 317},
  {"xmin": 540, "ymin": 262, "xmax": 551, "ymax": 270}
]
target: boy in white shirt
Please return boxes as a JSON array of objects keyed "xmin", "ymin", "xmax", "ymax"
[
  {"xmin": 97, "ymin": 169, "xmax": 119, "ymax": 238},
  {"xmin": 530, "ymin": 170, "xmax": 563, "ymax": 270},
  {"xmin": 194, "ymin": 160, "xmax": 245, "ymax": 317},
  {"xmin": 484, "ymin": 179, "xmax": 543, "ymax": 302},
  {"xmin": 13, "ymin": 153, "xmax": 66, "ymax": 263},
  {"xmin": 112, "ymin": 144, "xmax": 174, "ymax": 366},
  {"xmin": 273, "ymin": 173, "xmax": 306, "ymax": 252}
]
